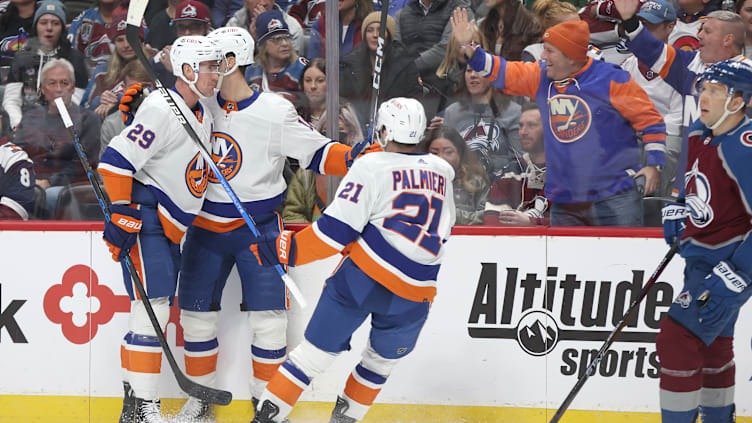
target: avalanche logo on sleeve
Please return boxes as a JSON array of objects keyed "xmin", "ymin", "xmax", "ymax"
[
  {"xmin": 186, "ymin": 152, "xmax": 210, "ymax": 197},
  {"xmin": 740, "ymin": 131, "xmax": 752, "ymax": 148},
  {"xmin": 547, "ymin": 94, "xmax": 591, "ymax": 143},
  {"xmin": 208, "ymin": 132, "xmax": 242, "ymax": 182},
  {"xmin": 684, "ymin": 159, "xmax": 714, "ymax": 228}
]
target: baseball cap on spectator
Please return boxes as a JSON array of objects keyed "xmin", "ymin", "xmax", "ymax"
[
  {"xmin": 33, "ymin": 0, "xmax": 66, "ymax": 27},
  {"xmin": 361, "ymin": 11, "xmax": 396, "ymax": 40},
  {"xmin": 637, "ymin": 0, "xmax": 677, "ymax": 24},
  {"xmin": 256, "ymin": 10, "xmax": 289, "ymax": 44},
  {"xmin": 542, "ymin": 20, "xmax": 590, "ymax": 62},
  {"xmin": 108, "ymin": 11, "xmax": 146, "ymax": 41},
  {"xmin": 174, "ymin": 1, "xmax": 211, "ymax": 24}
]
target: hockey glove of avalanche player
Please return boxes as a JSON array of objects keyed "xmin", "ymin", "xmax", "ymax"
[
  {"xmin": 250, "ymin": 230, "xmax": 297, "ymax": 267},
  {"xmin": 119, "ymin": 83, "xmax": 151, "ymax": 125},
  {"xmin": 698, "ymin": 261, "xmax": 751, "ymax": 333},
  {"xmin": 103, "ymin": 204, "xmax": 142, "ymax": 262},
  {"xmin": 661, "ymin": 202, "xmax": 687, "ymax": 246}
]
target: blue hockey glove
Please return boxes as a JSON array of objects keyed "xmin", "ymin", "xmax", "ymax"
[
  {"xmin": 661, "ymin": 202, "xmax": 687, "ymax": 246},
  {"xmin": 698, "ymin": 261, "xmax": 750, "ymax": 332},
  {"xmin": 249, "ymin": 230, "xmax": 297, "ymax": 267},
  {"xmin": 345, "ymin": 139, "xmax": 381, "ymax": 169},
  {"xmin": 103, "ymin": 204, "xmax": 142, "ymax": 262}
]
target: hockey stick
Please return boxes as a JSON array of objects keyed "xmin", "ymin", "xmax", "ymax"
[
  {"xmin": 347, "ymin": 0, "xmax": 390, "ymax": 160},
  {"xmin": 54, "ymin": 98, "xmax": 233, "ymax": 406},
  {"xmin": 125, "ymin": 0, "xmax": 306, "ymax": 308},
  {"xmin": 549, "ymin": 243, "xmax": 679, "ymax": 423}
]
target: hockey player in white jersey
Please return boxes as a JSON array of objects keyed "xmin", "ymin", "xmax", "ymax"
[
  {"xmin": 97, "ymin": 35, "xmax": 222, "ymax": 423},
  {"xmin": 174, "ymin": 26, "xmax": 381, "ymax": 421},
  {"xmin": 248, "ymin": 98, "xmax": 456, "ymax": 423}
]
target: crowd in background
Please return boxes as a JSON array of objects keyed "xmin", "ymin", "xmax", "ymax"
[{"xmin": 0, "ymin": 0, "xmax": 750, "ymax": 225}]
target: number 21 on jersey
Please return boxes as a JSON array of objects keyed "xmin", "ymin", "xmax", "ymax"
[{"xmin": 383, "ymin": 192, "xmax": 444, "ymax": 256}]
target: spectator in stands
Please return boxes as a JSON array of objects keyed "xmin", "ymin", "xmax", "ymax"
[
  {"xmin": 14, "ymin": 58, "xmax": 100, "ymax": 217},
  {"xmin": 100, "ymin": 61, "xmax": 153, "ymax": 159},
  {"xmin": 432, "ymin": 26, "xmax": 482, "ymax": 113},
  {"xmin": 227, "ymin": 0, "xmax": 305, "ymax": 54},
  {"xmin": 735, "ymin": 0, "xmax": 752, "ymax": 57},
  {"xmin": 145, "ymin": 0, "xmax": 181, "ymax": 50},
  {"xmin": 422, "ymin": 125, "xmax": 488, "ymax": 224},
  {"xmin": 288, "ymin": 0, "xmax": 326, "ymax": 30},
  {"xmin": 308, "ymin": 0, "xmax": 373, "ymax": 59},
  {"xmin": 3, "ymin": 0, "xmax": 88, "ymax": 132},
  {"xmin": 340, "ymin": 11, "xmax": 421, "ymax": 125},
  {"xmin": 431, "ymin": 65, "xmax": 522, "ymax": 179},
  {"xmin": 0, "ymin": 126, "xmax": 35, "ymax": 220},
  {"xmin": 212, "ymin": 0, "xmax": 244, "ymax": 27},
  {"xmin": 522, "ymin": 0, "xmax": 580, "ymax": 62},
  {"xmin": 151, "ymin": 1, "xmax": 212, "ymax": 87},
  {"xmin": 672, "ymin": 0, "xmax": 724, "ymax": 51},
  {"xmin": 68, "ymin": 0, "xmax": 121, "ymax": 71},
  {"xmin": 479, "ymin": 0, "xmax": 542, "ymax": 61},
  {"xmin": 395, "ymin": 0, "xmax": 472, "ymax": 109},
  {"xmin": 579, "ymin": 0, "xmax": 645, "ymax": 64},
  {"xmin": 246, "ymin": 10, "xmax": 307, "ymax": 104},
  {"xmin": 0, "ymin": 0, "xmax": 37, "ymax": 67},
  {"xmin": 299, "ymin": 58, "xmax": 327, "ymax": 126},
  {"xmin": 454, "ymin": 10, "xmax": 667, "ymax": 226},
  {"xmin": 283, "ymin": 102, "xmax": 363, "ymax": 223},
  {"xmin": 82, "ymin": 13, "xmax": 151, "ymax": 119},
  {"xmin": 620, "ymin": 0, "xmax": 683, "ymax": 196},
  {"xmin": 484, "ymin": 102, "xmax": 548, "ymax": 226}
]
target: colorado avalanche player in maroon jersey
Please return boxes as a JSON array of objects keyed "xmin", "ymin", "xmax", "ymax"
[{"xmin": 659, "ymin": 60, "xmax": 752, "ymax": 423}]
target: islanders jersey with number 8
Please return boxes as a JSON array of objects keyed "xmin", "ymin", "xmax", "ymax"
[{"xmin": 295, "ymin": 151, "xmax": 456, "ymax": 303}]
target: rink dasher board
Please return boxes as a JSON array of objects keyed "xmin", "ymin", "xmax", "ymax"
[{"xmin": 0, "ymin": 225, "xmax": 749, "ymax": 420}]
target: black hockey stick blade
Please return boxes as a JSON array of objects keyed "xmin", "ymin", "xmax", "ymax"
[{"xmin": 548, "ymin": 243, "xmax": 679, "ymax": 423}]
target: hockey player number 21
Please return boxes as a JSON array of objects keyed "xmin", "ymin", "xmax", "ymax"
[
  {"xmin": 383, "ymin": 193, "xmax": 443, "ymax": 255},
  {"xmin": 126, "ymin": 124, "xmax": 155, "ymax": 149}
]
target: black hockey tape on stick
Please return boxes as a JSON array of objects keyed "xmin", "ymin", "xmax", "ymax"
[
  {"xmin": 125, "ymin": 0, "xmax": 306, "ymax": 309},
  {"xmin": 55, "ymin": 101, "xmax": 233, "ymax": 405},
  {"xmin": 348, "ymin": 0, "xmax": 391, "ymax": 159},
  {"xmin": 548, "ymin": 242, "xmax": 679, "ymax": 423}
]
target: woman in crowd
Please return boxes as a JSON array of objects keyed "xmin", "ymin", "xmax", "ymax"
[
  {"xmin": 521, "ymin": 0, "xmax": 580, "ymax": 62},
  {"xmin": 340, "ymin": 11, "xmax": 421, "ymax": 126},
  {"xmin": 283, "ymin": 102, "xmax": 363, "ymax": 223},
  {"xmin": 735, "ymin": 0, "xmax": 752, "ymax": 58},
  {"xmin": 0, "ymin": 0, "xmax": 36, "ymax": 67},
  {"xmin": 2, "ymin": 0, "xmax": 88, "ymax": 132},
  {"xmin": 433, "ymin": 26, "xmax": 483, "ymax": 114},
  {"xmin": 478, "ymin": 0, "xmax": 541, "ymax": 61},
  {"xmin": 308, "ymin": 0, "xmax": 373, "ymax": 59},
  {"xmin": 422, "ymin": 125, "xmax": 489, "ymax": 225},
  {"xmin": 298, "ymin": 58, "xmax": 327, "ymax": 127},
  {"xmin": 245, "ymin": 9, "xmax": 307, "ymax": 106},
  {"xmin": 81, "ymin": 13, "xmax": 152, "ymax": 119}
]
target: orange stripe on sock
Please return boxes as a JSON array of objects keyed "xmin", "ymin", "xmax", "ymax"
[
  {"xmin": 253, "ymin": 361, "xmax": 282, "ymax": 382},
  {"xmin": 185, "ymin": 353, "xmax": 218, "ymax": 377},
  {"xmin": 343, "ymin": 374, "xmax": 381, "ymax": 406},
  {"xmin": 266, "ymin": 372, "xmax": 305, "ymax": 406},
  {"xmin": 121, "ymin": 344, "xmax": 130, "ymax": 370},
  {"xmin": 128, "ymin": 350, "xmax": 162, "ymax": 373}
]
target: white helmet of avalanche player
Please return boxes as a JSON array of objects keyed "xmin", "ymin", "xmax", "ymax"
[
  {"xmin": 374, "ymin": 97, "xmax": 428, "ymax": 148},
  {"xmin": 170, "ymin": 35, "xmax": 224, "ymax": 99},
  {"xmin": 695, "ymin": 59, "xmax": 752, "ymax": 130},
  {"xmin": 207, "ymin": 26, "xmax": 255, "ymax": 76}
]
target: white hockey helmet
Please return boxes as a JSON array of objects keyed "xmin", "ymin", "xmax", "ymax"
[
  {"xmin": 374, "ymin": 97, "xmax": 427, "ymax": 148},
  {"xmin": 170, "ymin": 35, "xmax": 223, "ymax": 98},
  {"xmin": 207, "ymin": 26, "xmax": 255, "ymax": 76}
]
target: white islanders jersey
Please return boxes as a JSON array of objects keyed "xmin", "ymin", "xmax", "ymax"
[
  {"xmin": 302, "ymin": 152, "xmax": 456, "ymax": 303},
  {"xmin": 98, "ymin": 88, "xmax": 214, "ymax": 244},
  {"xmin": 195, "ymin": 91, "xmax": 336, "ymax": 232}
]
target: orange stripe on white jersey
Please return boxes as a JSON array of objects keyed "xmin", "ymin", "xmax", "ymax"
[
  {"xmin": 185, "ymin": 353, "xmax": 218, "ymax": 377},
  {"xmin": 191, "ymin": 216, "xmax": 246, "ymax": 233},
  {"xmin": 99, "ymin": 168, "xmax": 134, "ymax": 204},
  {"xmin": 157, "ymin": 208, "xmax": 188, "ymax": 245},
  {"xmin": 292, "ymin": 224, "xmax": 341, "ymax": 266},
  {"xmin": 655, "ymin": 46, "xmax": 677, "ymax": 80},
  {"xmin": 266, "ymin": 369, "xmax": 306, "ymax": 406},
  {"xmin": 322, "ymin": 143, "xmax": 351, "ymax": 177},
  {"xmin": 343, "ymin": 374, "xmax": 381, "ymax": 406},
  {"xmin": 349, "ymin": 242, "xmax": 436, "ymax": 303},
  {"xmin": 127, "ymin": 349, "xmax": 162, "ymax": 373}
]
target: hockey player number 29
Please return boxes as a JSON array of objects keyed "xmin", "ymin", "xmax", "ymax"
[
  {"xmin": 126, "ymin": 124, "xmax": 155, "ymax": 149},
  {"xmin": 383, "ymin": 192, "xmax": 443, "ymax": 255}
]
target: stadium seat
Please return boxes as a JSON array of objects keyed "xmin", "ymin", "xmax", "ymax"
[{"xmin": 54, "ymin": 183, "xmax": 103, "ymax": 221}]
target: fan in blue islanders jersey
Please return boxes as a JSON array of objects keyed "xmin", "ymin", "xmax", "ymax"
[
  {"xmin": 97, "ymin": 35, "xmax": 222, "ymax": 423},
  {"xmin": 248, "ymin": 97, "xmax": 456, "ymax": 423},
  {"xmin": 658, "ymin": 60, "xmax": 752, "ymax": 423}
]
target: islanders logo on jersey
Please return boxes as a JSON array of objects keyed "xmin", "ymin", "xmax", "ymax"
[
  {"xmin": 186, "ymin": 152, "xmax": 209, "ymax": 198},
  {"xmin": 684, "ymin": 159, "xmax": 714, "ymax": 228},
  {"xmin": 548, "ymin": 94, "xmax": 591, "ymax": 143},
  {"xmin": 208, "ymin": 132, "xmax": 242, "ymax": 183}
]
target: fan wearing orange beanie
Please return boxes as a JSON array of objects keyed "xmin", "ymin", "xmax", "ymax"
[{"xmin": 452, "ymin": 8, "xmax": 667, "ymax": 227}]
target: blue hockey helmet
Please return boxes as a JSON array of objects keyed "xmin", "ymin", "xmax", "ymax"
[{"xmin": 696, "ymin": 59, "xmax": 752, "ymax": 104}]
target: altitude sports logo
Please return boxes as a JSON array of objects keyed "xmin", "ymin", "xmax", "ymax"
[{"xmin": 467, "ymin": 263, "xmax": 667, "ymax": 379}]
